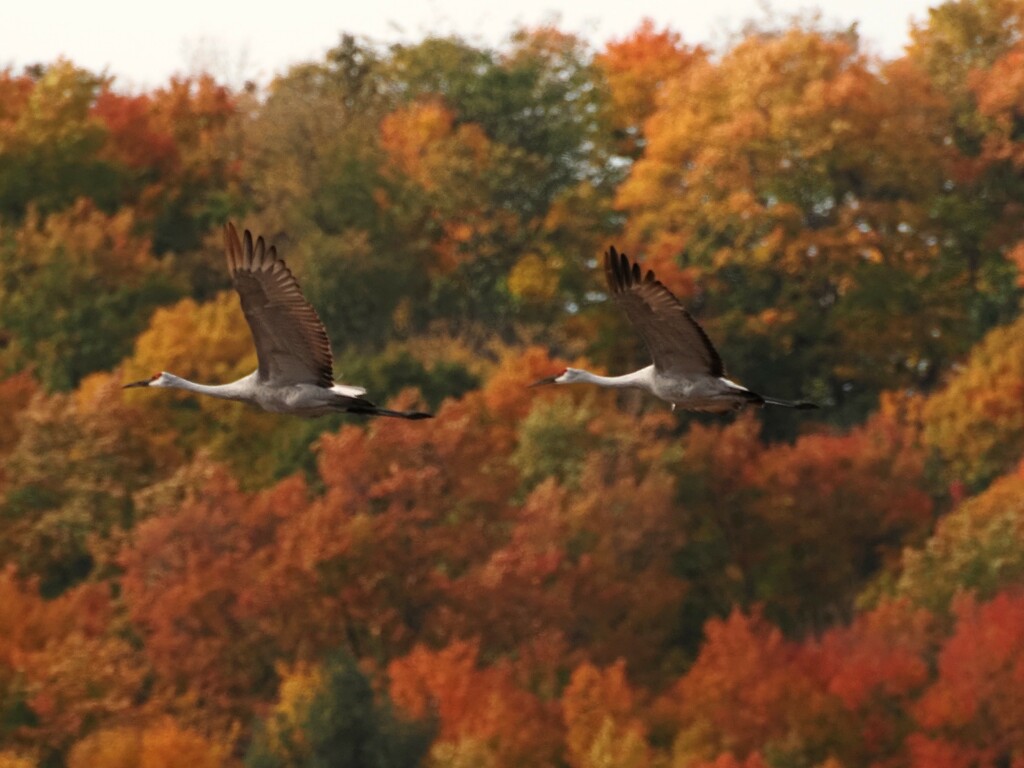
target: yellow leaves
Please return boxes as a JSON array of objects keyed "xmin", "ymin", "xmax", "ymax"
[
  {"xmin": 12, "ymin": 200, "xmax": 155, "ymax": 284},
  {"xmin": 253, "ymin": 662, "xmax": 325, "ymax": 762},
  {"xmin": 617, "ymin": 22, "xmax": 949, "ymax": 273},
  {"xmin": 274, "ymin": 663, "xmax": 324, "ymax": 727},
  {"xmin": 68, "ymin": 727, "xmax": 140, "ymax": 768},
  {"xmin": 1006, "ymin": 240, "xmax": 1024, "ymax": 286},
  {"xmin": 20, "ymin": 632, "xmax": 148, "ymax": 753},
  {"xmin": 508, "ymin": 253, "xmax": 560, "ymax": 301},
  {"xmin": 0, "ymin": 60, "xmax": 106, "ymax": 154},
  {"xmin": 380, "ymin": 100, "xmax": 457, "ymax": 189},
  {"xmin": 894, "ymin": 465, "xmax": 1024, "ymax": 612},
  {"xmin": 124, "ymin": 292, "xmax": 254, "ymax": 386},
  {"xmin": 562, "ymin": 660, "xmax": 652, "ymax": 768},
  {"xmin": 922, "ymin": 313, "xmax": 1024, "ymax": 489},
  {"xmin": 0, "ymin": 754, "xmax": 34, "ymax": 768}
]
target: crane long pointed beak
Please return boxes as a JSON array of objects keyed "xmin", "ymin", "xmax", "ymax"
[
  {"xmin": 529, "ymin": 374, "xmax": 560, "ymax": 388},
  {"xmin": 123, "ymin": 379, "xmax": 151, "ymax": 389}
]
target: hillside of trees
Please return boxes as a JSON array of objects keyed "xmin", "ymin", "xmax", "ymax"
[{"xmin": 5, "ymin": 1, "xmax": 1024, "ymax": 764}]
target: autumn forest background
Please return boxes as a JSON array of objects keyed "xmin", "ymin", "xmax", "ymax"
[{"xmin": 4, "ymin": 1, "xmax": 1024, "ymax": 765}]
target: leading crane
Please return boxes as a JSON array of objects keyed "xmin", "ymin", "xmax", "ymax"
[{"xmin": 124, "ymin": 223, "xmax": 432, "ymax": 420}]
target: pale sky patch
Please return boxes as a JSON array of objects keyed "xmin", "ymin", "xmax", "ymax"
[{"xmin": 3, "ymin": 0, "xmax": 936, "ymax": 89}]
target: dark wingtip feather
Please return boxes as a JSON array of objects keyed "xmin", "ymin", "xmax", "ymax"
[
  {"xmin": 225, "ymin": 221, "xmax": 241, "ymax": 275},
  {"xmin": 605, "ymin": 246, "xmax": 622, "ymax": 294},
  {"xmin": 254, "ymin": 235, "xmax": 265, "ymax": 266}
]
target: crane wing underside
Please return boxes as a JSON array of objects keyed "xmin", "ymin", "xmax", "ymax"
[
  {"xmin": 225, "ymin": 224, "xmax": 335, "ymax": 388},
  {"xmin": 604, "ymin": 247, "xmax": 724, "ymax": 378}
]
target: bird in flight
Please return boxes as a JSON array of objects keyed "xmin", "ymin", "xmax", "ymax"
[
  {"xmin": 124, "ymin": 223, "xmax": 432, "ymax": 420},
  {"xmin": 532, "ymin": 247, "xmax": 818, "ymax": 413}
]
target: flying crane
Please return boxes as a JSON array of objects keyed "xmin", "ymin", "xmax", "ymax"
[
  {"xmin": 532, "ymin": 247, "xmax": 818, "ymax": 413},
  {"xmin": 124, "ymin": 223, "xmax": 432, "ymax": 420}
]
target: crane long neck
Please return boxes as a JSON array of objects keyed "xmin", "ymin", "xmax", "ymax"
[
  {"xmin": 164, "ymin": 373, "xmax": 253, "ymax": 402},
  {"xmin": 576, "ymin": 366, "xmax": 655, "ymax": 390}
]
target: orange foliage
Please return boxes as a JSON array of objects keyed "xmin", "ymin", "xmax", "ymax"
[
  {"xmin": 378, "ymin": 99, "xmax": 495, "ymax": 273},
  {"xmin": 0, "ymin": 753, "xmax": 35, "ymax": 768},
  {"xmin": 0, "ymin": 569, "xmax": 147, "ymax": 755},
  {"xmin": 0, "ymin": 69, "xmax": 33, "ymax": 124},
  {"xmin": 67, "ymin": 718, "xmax": 232, "ymax": 768},
  {"xmin": 0, "ymin": 567, "xmax": 110, "ymax": 665},
  {"xmin": 379, "ymin": 101, "xmax": 489, "ymax": 192},
  {"xmin": 0, "ymin": 373, "xmax": 181, "ymax": 594},
  {"xmin": 742, "ymin": 401, "xmax": 932, "ymax": 619},
  {"xmin": 596, "ymin": 20, "xmax": 703, "ymax": 147},
  {"xmin": 667, "ymin": 609, "xmax": 817, "ymax": 757},
  {"xmin": 671, "ymin": 610, "xmax": 815, "ymax": 753},
  {"xmin": 0, "ymin": 372, "xmax": 37, "ymax": 466},
  {"xmin": 562, "ymin": 660, "xmax": 651, "ymax": 768},
  {"xmin": 389, "ymin": 641, "xmax": 561, "ymax": 766},
  {"xmin": 148, "ymin": 75, "xmax": 235, "ymax": 155},
  {"xmin": 904, "ymin": 735, "xmax": 989, "ymax": 768},
  {"xmin": 972, "ymin": 44, "xmax": 1024, "ymax": 168},
  {"xmin": 813, "ymin": 599, "xmax": 932, "ymax": 712},
  {"xmin": 618, "ymin": 28, "xmax": 949, "ymax": 270},
  {"xmin": 915, "ymin": 591, "xmax": 1024, "ymax": 752},
  {"xmin": 689, "ymin": 754, "xmax": 771, "ymax": 768},
  {"xmin": 119, "ymin": 464, "xmax": 306, "ymax": 728},
  {"xmin": 116, "ymin": 349, "xmax": 551, "ymax": 730},
  {"xmin": 804, "ymin": 599, "xmax": 933, "ymax": 761}
]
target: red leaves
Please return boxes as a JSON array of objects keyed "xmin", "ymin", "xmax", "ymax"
[
  {"xmin": 814, "ymin": 599, "xmax": 932, "ymax": 712},
  {"xmin": 669, "ymin": 609, "xmax": 814, "ymax": 755},
  {"xmin": 92, "ymin": 91, "xmax": 178, "ymax": 173},
  {"xmin": 917, "ymin": 592, "xmax": 1024, "ymax": 735}
]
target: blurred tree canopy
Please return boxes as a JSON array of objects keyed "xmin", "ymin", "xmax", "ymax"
[{"xmin": 5, "ymin": 4, "xmax": 1024, "ymax": 765}]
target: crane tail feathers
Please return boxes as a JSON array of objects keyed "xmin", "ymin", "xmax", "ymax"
[
  {"xmin": 761, "ymin": 396, "xmax": 819, "ymax": 410},
  {"xmin": 348, "ymin": 405, "xmax": 434, "ymax": 420},
  {"xmin": 338, "ymin": 395, "xmax": 432, "ymax": 419}
]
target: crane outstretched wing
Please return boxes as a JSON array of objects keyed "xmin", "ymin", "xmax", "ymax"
[
  {"xmin": 604, "ymin": 247, "xmax": 723, "ymax": 377},
  {"xmin": 224, "ymin": 222, "xmax": 334, "ymax": 388}
]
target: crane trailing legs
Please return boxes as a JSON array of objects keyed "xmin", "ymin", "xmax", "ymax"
[
  {"xmin": 124, "ymin": 223, "xmax": 432, "ymax": 420},
  {"xmin": 531, "ymin": 247, "xmax": 818, "ymax": 414}
]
